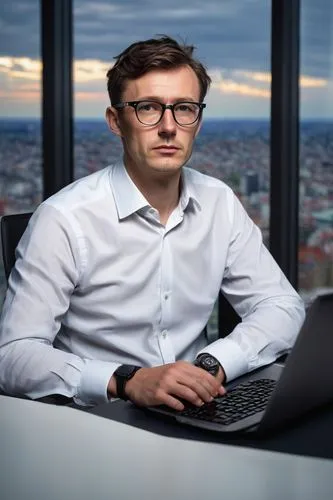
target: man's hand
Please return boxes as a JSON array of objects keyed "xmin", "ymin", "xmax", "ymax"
[{"xmin": 109, "ymin": 361, "xmax": 226, "ymax": 411}]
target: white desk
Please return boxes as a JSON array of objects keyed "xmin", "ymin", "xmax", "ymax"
[{"xmin": 1, "ymin": 395, "xmax": 333, "ymax": 500}]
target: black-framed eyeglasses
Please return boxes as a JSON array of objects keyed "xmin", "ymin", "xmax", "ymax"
[{"xmin": 113, "ymin": 100, "xmax": 206, "ymax": 126}]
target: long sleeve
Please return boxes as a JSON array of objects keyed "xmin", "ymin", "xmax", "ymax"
[
  {"xmin": 199, "ymin": 195, "xmax": 305, "ymax": 381},
  {"xmin": 0, "ymin": 205, "xmax": 116, "ymax": 405}
]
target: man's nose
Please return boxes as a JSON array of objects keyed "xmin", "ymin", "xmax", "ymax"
[{"xmin": 158, "ymin": 108, "xmax": 177, "ymax": 135}]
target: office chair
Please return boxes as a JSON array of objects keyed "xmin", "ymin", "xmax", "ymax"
[{"xmin": 1, "ymin": 212, "xmax": 33, "ymax": 282}]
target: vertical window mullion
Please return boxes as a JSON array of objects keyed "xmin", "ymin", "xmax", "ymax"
[
  {"xmin": 269, "ymin": 0, "xmax": 300, "ymax": 288},
  {"xmin": 41, "ymin": 0, "xmax": 74, "ymax": 199}
]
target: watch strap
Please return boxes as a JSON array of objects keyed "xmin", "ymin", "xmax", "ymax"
[{"xmin": 115, "ymin": 365, "xmax": 141, "ymax": 401}]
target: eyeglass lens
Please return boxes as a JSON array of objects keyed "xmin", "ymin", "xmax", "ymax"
[{"xmin": 136, "ymin": 101, "xmax": 201, "ymax": 125}]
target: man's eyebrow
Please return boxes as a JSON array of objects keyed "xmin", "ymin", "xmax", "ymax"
[{"xmin": 134, "ymin": 96, "xmax": 199, "ymax": 102}]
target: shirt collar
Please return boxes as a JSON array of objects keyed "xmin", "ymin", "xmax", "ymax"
[
  {"xmin": 110, "ymin": 162, "xmax": 150, "ymax": 220},
  {"xmin": 180, "ymin": 167, "xmax": 202, "ymax": 213},
  {"xmin": 110, "ymin": 162, "xmax": 202, "ymax": 220}
]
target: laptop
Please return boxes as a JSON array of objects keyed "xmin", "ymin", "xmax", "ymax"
[{"xmin": 147, "ymin": 293, "xmax": 333, "ymax": 434}]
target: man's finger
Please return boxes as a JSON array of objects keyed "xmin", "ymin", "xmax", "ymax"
[{"xmin": 159, "ymin": 393, "xmax": 186, "ymax": 411}]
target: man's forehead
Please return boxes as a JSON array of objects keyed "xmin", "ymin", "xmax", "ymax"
[{"xmin": 122, "ymin": 66, "xmax": 201, "ymax": 100}]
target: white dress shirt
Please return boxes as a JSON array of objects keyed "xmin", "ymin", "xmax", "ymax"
[{"xmin": 0, "ymin": 162, "xmax": 305, "ymax": 406}]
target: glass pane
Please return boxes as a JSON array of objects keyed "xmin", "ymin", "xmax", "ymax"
[
  {"xmin": 0, "ymin": 0, "xmax": 42, "ymax": 308},
  {"xmin": 299, "ymin": 0, "xmax": 333, "ymax": 305},
  {"xmin": 74, "ymin": 0, "xmax": 272, "ymax": 337}
]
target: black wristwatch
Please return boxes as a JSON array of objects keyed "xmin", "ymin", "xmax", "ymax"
[
  {"xmin": 193, "ymin": 353, "xmax": 220, "ymax": 376},
  {"xmin": 114, "ymin": 364, "xmax": 141, "ymax": 401}
]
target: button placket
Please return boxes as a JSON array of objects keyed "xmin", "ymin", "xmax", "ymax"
[{"xmin": 158, "ymin": 233, "xmax": 174, "ymax": 363}]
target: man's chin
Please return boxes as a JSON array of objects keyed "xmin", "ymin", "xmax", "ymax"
[{"xmin": 149, "ymin": 157, "xmax": 187, "ymax": 173}]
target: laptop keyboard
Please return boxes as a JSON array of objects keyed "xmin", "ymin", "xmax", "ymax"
[{"xmin": 181, "ymin": 378, "xmax": 276, "ymax": 426}]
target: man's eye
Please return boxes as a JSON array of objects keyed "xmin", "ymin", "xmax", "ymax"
[
  {"xmin": 176, "ymin": 104, "xmax": 195, "ymax": 112},
  {"xmin": 140, "ymin": 104, "xmax": 152, "ymax": 111},
  {"xmin": 138, "ymin": 102, "xmax": 159, "ymax": 112}
]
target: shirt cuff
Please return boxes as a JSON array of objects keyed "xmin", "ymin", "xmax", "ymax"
[
  {"xmin": 74, "ymin": 359, "xmax": 121, "ymax": 406},
  {"xmin": 197, "ymin": 337, "xmax": 249, "ymax": 382}
]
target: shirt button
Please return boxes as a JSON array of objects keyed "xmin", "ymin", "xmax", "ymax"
[
  {"xmin": 162, "ymin": 330, "xmax": 167, "ymax": 338},
  {"xmin": 164, "ymin": 293, "xmax": 169, "ymax": 300}
]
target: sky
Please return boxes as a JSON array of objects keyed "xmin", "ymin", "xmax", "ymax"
[{"xmin": 0, "ymin": 0, "xmax": 332, "ymax": 119}]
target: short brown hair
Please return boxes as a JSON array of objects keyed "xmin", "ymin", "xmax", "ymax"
[{"xmin": 106, "ymin": 35, "xmax": 211, "ymax": 105}]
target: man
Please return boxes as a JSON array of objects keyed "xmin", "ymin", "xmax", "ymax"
[{"xmin": 0, "ymin": 36, "xmax": 305, "ymax": 409}]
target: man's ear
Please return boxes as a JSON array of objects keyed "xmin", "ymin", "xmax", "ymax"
[{"xmin": 106, "ymin": 106, "xmax": 123, "ymax": 137}]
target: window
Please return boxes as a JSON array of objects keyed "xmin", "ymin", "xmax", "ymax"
[
  {"xmin": 299, "ymin": 0, "xmax": 333, "ymax": 303},
  {"xmin": 0, "ymin": 0, "xmax": 42, "ymax": 306}
]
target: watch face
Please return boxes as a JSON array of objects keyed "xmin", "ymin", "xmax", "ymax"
[
  {"xmin": 203, "ymin": 357, "xmax": 217, "ymax": 369},
  {"xmin": 197, "ymin": 355, "xmax": 219, "ymax": 375}
]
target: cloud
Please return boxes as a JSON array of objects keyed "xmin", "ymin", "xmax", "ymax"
[
  {"xmin": 1, "ymin": 55, "xmax": 331, "ymax": 119},
  {"xmin": 1, "ymin": 0, "xmax": 331, "ymax": 78},
  {"xmin": 241, "ymin": 71, "xmax": 328, "ymax": 88},
  {"xmin": 210, "ymin": 69, "xmax": 329, "ymax": 100},
  {"xmin": 0, "ymin": 0, "xmax": 332, "ymax": 117},
  {"xmin": 213, "ymin": 80, "xmax": 270, "ymax": 99},
  {"xmin": 299, "ymin": 76, "xmax": 328, "ymax": 88},
  {"xmin": 0, "ymin": 0, "xmax": 39, "ymax": 58},
  {"xmin": 241, "ymin": 72, "xmax": 272, "ymax": 84},
  {"xmin": 0, "ymin": 56, "xmax": 41, "ymax": 80},
  {"xmin": 74, "ymin": 60, "xmax": 110, "ymax": 82}
]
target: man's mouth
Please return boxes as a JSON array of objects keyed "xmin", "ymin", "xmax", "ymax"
[{"xmin": 153, "ymin": 145, "xmax": 180, "ymax": 153}]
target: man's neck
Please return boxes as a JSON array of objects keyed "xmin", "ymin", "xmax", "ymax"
[
  {"xmin": 146, "ymin": 182, "xmax": 180, "ymax": 226},
  {"xmin": 124, "ymin": 163, "xmax": 181, "ymax": 226}
]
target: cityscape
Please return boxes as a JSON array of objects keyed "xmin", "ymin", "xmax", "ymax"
[{"xmin": 0, "ymin": 118, "xmax": 332, "ymax": 307}]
